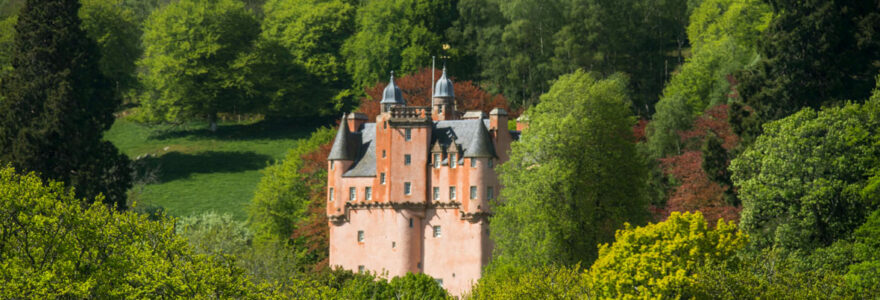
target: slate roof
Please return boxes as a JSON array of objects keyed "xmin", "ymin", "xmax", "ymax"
[
  {"xmin": 328, "ymin": 117, "xmax": 358, "ymax": 160},
  {"xmin": 433, "ymin": 67, "xmax": 454, "ymax": 98},
  {"xmin": 380, "ymin": 72, "xmax": 405, "ymax": 105},
  {"xmin": 339, "ymin": 119, "xmax": 517, "ymax": 177}
]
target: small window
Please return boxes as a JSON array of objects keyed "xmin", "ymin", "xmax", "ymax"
[
  {"xmin": 470, "ymin": 186, "xmax": 477, "ymax": 200},
  {"xmin": 471, "ymin": 158, "xmax": 477, "ymax": 168},
  {"xmin": 436, "ymin": 279, "xmax": 443, "ymax": 287},
  {"xmin": 449, "ymin": 186, "xmax": 456, "ymax": 200},
  {"xmin": 380, "ymin": 173, "xmax": 386, "ymax": 184},
  {"xmin": 365, "ymin": 187, "xmax": 372, "ymax": 200},
  {"xmin": 409, "ymin": 218, "xmax": 414, "ymax": 228},
  {"xmin": 405, "ymin": 128, "xmax": 412, "ymax": 141},
  {"xmin": 382, "ymin": 150, "xmax": 386, "ymax": 158},
  {"xmin": 404, "ymin": 182, "xmax": 412, "ymax": 195},
  {"xmin": 433, "ymin": 153, "xmax": 441, "ymax": 168},
  {"xmin": 489, "ymin": 158, "xmax": 494, "ymax": 168},
  {"xmin": 357, "ymin": 230, "xmax": 364, "ymax": 242},
  {"xmin": 487, "ymin": 186, "xmax": 494, "ymax": 200},
  {"xmin": 450, "ymin": 153, "xmax": 457, "ymax": 168},
  {"xmin": 433, "ymin": 225, "xmax": 442, "ymax": 238},
  {"xmin": 330, "ymin": 161, "xmax": 334, "ymax": 170},
  {"xmin": 433, "ymin": 187, "xmax": 440, "ymax": 200},
  {"xmin": 349, "ymin": 187, "xmax": 356, "ymax": 201},
  {"xmin": 329, "ymin": 188, "xmax": 334, "ymax": 202},
  {"xmin": 404, "ymin": 154, "xmax": 411, "ymax": 165},
  {"xmin": 359, "ymin": 265, "xmax": 365, "ymax": 273},
  {"xmin": 392, "ymin": 241, "xmax": 396, "ymax": 248}
]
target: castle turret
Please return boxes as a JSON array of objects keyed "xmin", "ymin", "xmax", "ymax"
[
  {"xmin": 463, "ymin": 117, "xmax": 496, "ymax": 214},
  {"xmin": 328, "ymin": 114, "xmax": 358, "ymax": 219},
  {"xmin": 432, "ymin": 67, "xmax": 456, "ymax": 121},
  {"xmin": 380, "ymin": 71, "xmax": 405, "ymax": 113}
]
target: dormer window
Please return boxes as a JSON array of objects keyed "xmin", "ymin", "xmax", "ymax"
[
  {"xmin": 434, "ymin": 153, "xmax": 441, "ymax": 168},
  {"xmin": 450, "ymin": 153, "xmax": 457, "ymax": 168}
]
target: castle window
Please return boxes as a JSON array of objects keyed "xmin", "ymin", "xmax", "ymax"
[
  {"xmin": 470, "ymin": 186, "xmax": 477, "ymax": 200},
  {"xmin": 449, "ymin": 186, "xmax": 456, "ymax": 200},
  {"xmin": 357, "ymin": 230, "xmax": 364, "ymax": 242},
  {"xmin": 349, "ymin": 187, "xmax": 356, "ymax": 201},
  {"xmin": 409, "ymin": 218, "xmax": 414, "ymax": 228},
  {"xmin": 392, "ymin": 241, "xmax": 396, "ymax": 248},
  {"xmin": 365, "ymin": 187, "xmax": 372, "ymax": 200},
  {"xmin": 330, "ymin": 161, "xmax": 334, "ymax": 170},
  {"xmin": 450, "ymin": 153, "xmax": 457, "ymax": 168},
  {"xmin": 405, "ymin": 128, "xmax": 412, "ymax": 141},
  {"xmin": 329, "ymin": 188, "xmax": 334, "ymax": 202},
  {"xmin": 433, "ymin": 226, "xmax": 442, "ymax": 238},
  {"xmin": 359, "ymin": 265, "xmax": 365, "ymax": 273},
  {"xmin": 487, "ymin": 186, "xmax": 494, "ymax": 200},
  {"xmin": 380, "ymin": 173, "xmax": 386, "ymax": 184},
  {"xmin": 404, "ymin": 182, "xmax": 412, "ymax": 195},
  {"xmin": 404, "ymin": 154, "xmax": 411, "ymax": 165},
  {"xmin": 433, "ymin": 187, "xmax": 439, "ymax": 200},
  {"xmin": 382, "ymin": 150, "xmax": 386, "ymax": 158},
  {"xmin": 434, "ymin": 153, "xmax": 441, "ymax": 168},
  {"xmin": 489, "ymin": 158, "xmax": 494, "ymax": 168},
  {"xmin": 436, "ymin": 279, "xmax": 443, "ymax": 287},
  {"xmin": 471, "ymin": 158, "xmax": 477, "ymax": 168}
]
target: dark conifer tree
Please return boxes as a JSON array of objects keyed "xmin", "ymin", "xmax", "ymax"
[{"xmin": 0, "ymin": 0, "xmax": 131, "ymax": 208}]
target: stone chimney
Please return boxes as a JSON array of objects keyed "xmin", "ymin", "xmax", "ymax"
[
  {"xmin": 515, "ymin": 115, "xmax": 529, "ymax": 131},
  {"xmin": 489, "ymin": 108, "xmax": 508, "ymax": 132},
  {"xmin": 347, "ymin": 112, "xmax": 367, "ymax": 132}
]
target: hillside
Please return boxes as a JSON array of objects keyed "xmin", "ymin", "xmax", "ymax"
[{"xmin": 105, "ymin": 118, "xmax": 322, "ymax": 220}]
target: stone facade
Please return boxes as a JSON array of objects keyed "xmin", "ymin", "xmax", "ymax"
[{"xmin": 326, "ymin": 69, "xmax": 515, "ymax": 295}]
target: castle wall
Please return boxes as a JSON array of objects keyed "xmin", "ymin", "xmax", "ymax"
[
  {"xmin": 422, "ymin": 208, "xmax": 489, "ymax": 296},
  {"xmin": 329, "ymin": 207, "xmax": 423, "ymax": 277}
]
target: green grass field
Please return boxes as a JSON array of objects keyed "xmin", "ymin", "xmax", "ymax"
[{"xmin": 106, "ymin": 118, "xmax": 323, "ymax": 220}]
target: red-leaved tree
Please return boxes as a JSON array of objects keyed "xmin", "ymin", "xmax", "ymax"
[
  {"xmin": 657, "ymin": 105, "xmax": 741, "ymax": 225},
  {"xmin": 292, "ymin": 138, "xmax": 333, "ymax": 271},
  {"xmin": 357, "ymin": 68, "xmax": 514, "ymax": 120}
]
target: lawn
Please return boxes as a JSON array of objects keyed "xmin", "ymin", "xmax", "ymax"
[{"xmin": 106, "ymin": 118, "xmax": 324, "ymax": 220}]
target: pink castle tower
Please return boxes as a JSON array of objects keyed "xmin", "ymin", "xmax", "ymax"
[{"xmin": 326, "ymin": 68, "xmax": 516, "ymax": 295}]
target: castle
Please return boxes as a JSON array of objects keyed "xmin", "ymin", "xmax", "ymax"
[{"xmin": 326, "ymin": 68, "xmax": 516, "ymax": 295}]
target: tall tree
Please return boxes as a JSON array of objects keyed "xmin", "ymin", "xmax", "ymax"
[
  {"xmin": 733, "ymin": 0, "xmax": 880, "ymax": 141},
  {"xmin": 0, "ymin": 0, "xmax": 131, "ymax": 208},
  {"xmin": 79, "ymin": 0, "xmax": 142, "ymax": 99},
  {"xmin": 489, "ymin": 70, "xmax": 648, "ymax": 273},
  {"xmin": 341, "ymin": 0, "xmax": 458, "ymax": 90},
  {"xmin": 138, "ymin": 0, "xmax": 261, "ymax": 130}
]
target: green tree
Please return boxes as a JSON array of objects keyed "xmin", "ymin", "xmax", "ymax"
[
  {"xmin": 138, "ymin": 0, "xmax": 261, "ymax": 130},
  {"xmin": 730, "ymin": 96, "xmax": 880, "ymax": 251},
  {"xmin": 0, "ymin": 15, "xmax": 14, "ymax": 76},
  {"xmin": 261, "ymin": 0, "xmax": 355, "ymax": 108},
  {"xmin": 733, "ymin": 0, "xmax": 880, "ymax": 140},
  {"xmin": 587, "ymin": 211, "xmax": 747, "ymax": 298},
  {"xmin": 0, "ymin": 0, "xmax": 131, "ymax": 208},
  {"xmin": 79, "ymin": 0, "xmax": 142, "ymax": 98},
  {"xmin": 341, "ymin": 0, "xmax": 458, "ymax": 89},
  {"xmin": 250, "ymin": 127, "xmax": 335, "ymax": 243},
  {"xmin": 490, "ymin": 70, "xmax": 648, "ymax": 272},
  {"xmin": 0, "ymin": 166, "xmax": 251, "ymax": 298},
  {"xmin": 388, "ymin": 273, "xmax": 450, "ymax": 300},
  {"xmin": 470, "ymin": 265, "xmax": 592, "ymax": 299}
]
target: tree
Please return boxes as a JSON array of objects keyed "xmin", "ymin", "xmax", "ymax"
[
  {"xmin": 587, "ymin": 211, "xmax": 747, "ymax": 298},
  {"xmin": 733, "ymin": 0, "xmax": 880, "ymax": 140},
  {"xmin": 0, "ymin": 15, "xmax": 14, "ymax": 76},
  {"xmin": 388, "ymin": 273, "xmax": 450, "ymax": 300},
  {"xmin": 261, "ymin": 0, "xmax": 355, "ymax": 108},
  {"xmin": 138, "ymin": 0, "xmax": 261, "ymax": 130},
  {"xmin": 341, "ymin": 0, "xmax": 458, "ymax": 90},
  {"xmin": 357, "ymin": 67, "xmax": 512, "ymax": 120},
  {"xmin": 0, "ymin": 166, "xmax": 251, "ymax": 298},
  {"xmin": 469, "ymin": 265, "xmax": 591, "ymax": 299},
  {"xmin": 0, "ymin": 0, "xmax": 131, "ymax": 208},
  {"xmin": 490, "ymin": 70, "xmax": 648, "ymax": 272},
  {"xmin": 730, "ymin": 96, "xmax": 880, "ymax": 251},
  {"xmin": 250, "ymin": 127, "xmax": 335, "ymax": 267},
  {"xmin": 79, "ymin": 0, "xmax": 142, "ymax": 98}
]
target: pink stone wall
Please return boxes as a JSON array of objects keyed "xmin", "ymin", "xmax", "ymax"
[{"xmin": 422, "ymin": 209, "xmax": 489, "ymax": 296}]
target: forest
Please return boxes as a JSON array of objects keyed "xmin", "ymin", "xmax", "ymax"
[{"xmin": 1, "ymin": 0, "xmax": 879, "ymax": 298}]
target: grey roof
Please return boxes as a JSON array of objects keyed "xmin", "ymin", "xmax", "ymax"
[
  {"xmin": 433, "ymin": 67, "xmax": 454, "ymax": 98},
  {"xmin": 380, "ymin": 72, "xmax": 405, "ymax": 105},
  {"xmin": 432, "ymin": 119, "xmax": 496, "ymax": 158},
  {"xmin": 343, "ymin": 123, "xmax": 376, "ymax": 177},
  {"xmin": 464, "ymin": 117, "xmax": 497, "ymax": 158},
  {"xmin": 328, "ymin": 116, "xmax": 358, "ymax": 160},
  {"xmin": 462, "ymin": 111, "xmax": 487, "ymax": 119}
]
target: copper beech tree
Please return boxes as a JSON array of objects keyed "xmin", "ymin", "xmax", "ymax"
[{"xmin": 357, "ymin": 68, "xmax": 515, "ymax": 120}]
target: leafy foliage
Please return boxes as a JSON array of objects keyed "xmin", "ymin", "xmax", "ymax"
[
  {"xmin": 0, "ymin": 166, "xmax": 251, "ymax": 298},
  {"xmin": 79, "ymin": 0, "xmax": 142, "ymax": 97},
  {"xmin": 469, "ymin": 265, "xmax": 591, "ymax": 299},
  {"xmin": 587, "ymin": 211, "xmax": 747, "ymax": 298},
  {"xmin": 0, "ymin": 0, "xmax": 131, "ymax": 208},
  {"xmin": 490, "ymin": 70, "xmax": 648, "ymax": 271},
  {"xmin": 730, "ymin": 96, "xmax": 880, "ymax": 251}
]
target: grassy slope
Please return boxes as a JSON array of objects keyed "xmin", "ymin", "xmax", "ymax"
[{"xmin": 106, "ymin": 118, "xmax": 321, "ymax": 220}]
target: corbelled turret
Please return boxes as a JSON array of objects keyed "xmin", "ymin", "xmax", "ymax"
[
  {"xmin": 431, "ymin": 66, "xmax": 456, "ymax": 121},
  {"xmin": 328, "ymin": 114, "xmax": 358, "ymax": 161},
  {"xmin": 380, "ymin": 71, "xmax": 405, "ymax": 113}
]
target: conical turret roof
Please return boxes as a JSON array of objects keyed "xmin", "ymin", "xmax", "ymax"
[
  {"xmin": 328, "ymin": 114, "xmax": 357, "ymax": 160},
  {"xmin": 464, "ymin": 116, "xmax": 496, "ymax": 158},
  {"xmin": 433, "ymin": 66, "xmax": 454, "ymax": 98},
  {"xmin": 380, "ymin": 71, "xmax": 405, "ymax": 105}
]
